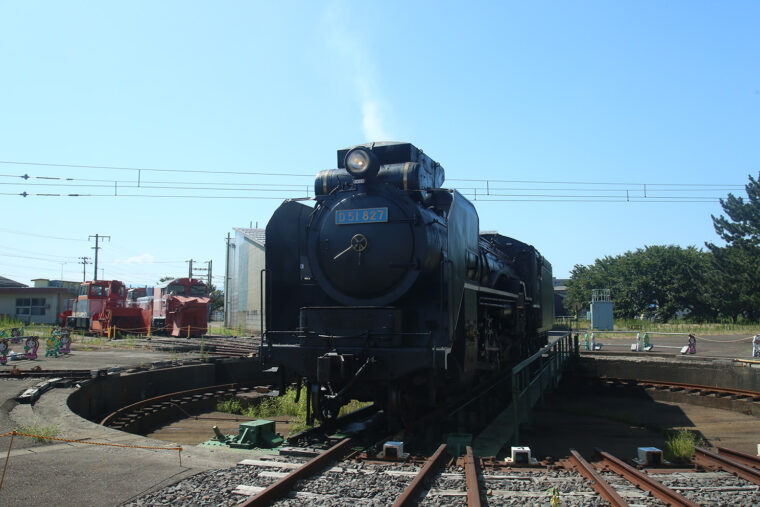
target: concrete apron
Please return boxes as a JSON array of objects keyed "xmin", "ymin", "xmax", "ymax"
[{"xmin": 0, "ymin": 358, "xmax": 272, "ymax": 505}]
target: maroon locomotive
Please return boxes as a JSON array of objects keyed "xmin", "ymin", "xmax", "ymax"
[{"xmin": 129, "ymin": 278, "xmax": 210, "ymax": 337}]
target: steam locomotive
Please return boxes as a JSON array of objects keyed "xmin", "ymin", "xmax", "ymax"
[{"xmin": 261, "ymin": 142, "xmax": 554, "ymax": 425}]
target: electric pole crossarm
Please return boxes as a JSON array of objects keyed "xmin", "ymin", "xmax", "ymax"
[
  {"xmin": 88, "ymin": 234, "xmax": 111, "ymax": 281},
  {"xmin": 79, "ymin": 257, "xmax": 90, "ymax": 282}
]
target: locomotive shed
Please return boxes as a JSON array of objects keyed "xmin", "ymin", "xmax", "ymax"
[{"xmin": 0, "ymin": 335, "xmax": 757, "ymax": 504}]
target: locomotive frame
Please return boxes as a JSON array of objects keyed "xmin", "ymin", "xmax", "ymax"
[{"xmin": 261, "ymin": 142, "xmax": 554, "ymax": 426}]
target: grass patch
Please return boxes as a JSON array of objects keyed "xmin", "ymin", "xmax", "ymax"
[
  {"xmin": 217, "ymin": 397, "xmax": 244, "ymax": 414},
  {"xmin": 664, "ymin": 429, "xmax": 703, "ymax": 463},
  {"xmin": 206, "ymin": 323, "xmax": 255, "ymax": 337},
  {"xmin": 246, "ymin": 386, "xmax": 309, "ymax": 419},
  {"xmin": 16, "ymin": 424, "xmax": 61, "ymax": 443},
  {"xmin": 216, "ymin": 386, "xmax": 372, "ymax": 436}
]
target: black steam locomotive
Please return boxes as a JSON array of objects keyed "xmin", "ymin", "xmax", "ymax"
[{"xmin": 261, "ymin": 142, "xmax": 554, "ymax": 425}]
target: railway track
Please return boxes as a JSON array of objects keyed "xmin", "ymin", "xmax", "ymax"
[
  {"xmin": 136, "ymin": 335, "xmax": 261, "ymax": 358},
  {"xmin": 123, "ymin": 442, "xmax": 760, "ymax": 505},
  {"xmin": 100, "ymin": 383, "xmax": 271, "ymax": 433},
  {"xmin": 595, "ymin": 377, "xmax": 760, "ymax": 399},
  {"xmin": 586, "ymin": 376, "xmax": 760, "ymax": 417},
  {"xmin": 110, "ymin": 374, "xmax": 760, "ymax": 504}
]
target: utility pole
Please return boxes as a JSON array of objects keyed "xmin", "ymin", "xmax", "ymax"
[
  {"xmin": 89, "ymin": 234, "xmax": 110, "ymax": 281},
  {"xmin": 189, "ymin": 260, "xmax": 212, "ymax": 285},
  {"xmin": 79, "ymin": 257, "xmax": 90, "ymax": 282},
  {"xmin": 186, "ymin": 259, "xmax": 194, "ymax": 278}
]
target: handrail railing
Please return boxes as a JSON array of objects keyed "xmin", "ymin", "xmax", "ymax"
[{"xmin": 512, "ymin": 333, "xmax": 576, "ymax": 444}]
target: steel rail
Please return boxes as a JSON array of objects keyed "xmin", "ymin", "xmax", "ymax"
[
  {"xmin": 464, "ymin": 446, "xmax": 481, "ymax": 507},
  {"xmin": 100, "ymin": 383, "xmax": 243, "ymax": 426},
  {"xmin": 596, "ymin": 449, "xmax": 697, "ymax": 507},
  {"xmin": 393, "ymin": 443, "xmax": 449, "ymax": 507},
  {"xmin": 0, "ymin": 369, "xmax": 94, "ymax": 379},
  {"xmin": 694, "ymin": 446, "xmax": 760, "ymax": 485},
  {"xmin": 239, "ymin": 437, "xmax": 354, "ymax": 506},
  {"xmin": 567, "ymin": 449, "xmax": 628, "ymax": 507},
  {"xmin": 285, "ymin": 404, "xmax": 379, "ymax": 444},
  {"xmin": 716, "ymin": 446, "xmax": 760, "ymax": 470},
  {"xmin": 596, "ymin": 377, "xmax": 760, "ymax": 398}
]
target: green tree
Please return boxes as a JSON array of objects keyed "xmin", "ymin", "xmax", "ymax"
[
  {"xmin": 710, "ymin": 174, "xmax": 760, "ymax": 247},
  {"xmin": 566, "ymin": 245, "xmax": 714, "ymax": 321},
  {"xmin": 706, "ymin": 173, "xmax": 760, "ymax": 322},
  {"xmin": 207, "ymin": 283, "xmax": 224, "ymax": 312}
]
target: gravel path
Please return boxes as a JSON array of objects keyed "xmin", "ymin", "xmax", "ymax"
[
  {"xmin": 479, "ymin": 468, "xmax": 606, "ymax": 507},
  {"xmin": 648, "ymin": 470, "xmax": 760, "ymax": 506}
]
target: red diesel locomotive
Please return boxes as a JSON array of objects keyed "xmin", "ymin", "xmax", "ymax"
[
  {"xmin": 62, "ymin": 278, "xmax": 210, "ymax": 337},
  {"xmin": 130, "ymin": 278, "xmax": 210, "ymax": 337},
  {"xmin": 63, "ymin": 280, "xmax": 144, "ymax": 335}
]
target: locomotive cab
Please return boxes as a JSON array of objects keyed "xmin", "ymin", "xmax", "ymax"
[
  {"xmin": 149, "ymin": 278, "xmax": 210, "ymax": 337},
  {"xmin": 66, "ymin": 280, "xmax": 128, "ymax": 333}
]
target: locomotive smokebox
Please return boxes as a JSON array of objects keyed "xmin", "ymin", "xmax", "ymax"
[{"xmin": 307, "ymin": 143, "xmax": 448, "ymax": 307}]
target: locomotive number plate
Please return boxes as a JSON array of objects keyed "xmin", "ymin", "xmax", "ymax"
[{"xmin": 335, "ymin": 207, "xmax": 388, "ymax": 225}]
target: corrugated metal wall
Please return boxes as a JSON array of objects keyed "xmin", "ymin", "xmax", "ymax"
[{"xmin": 227, "ymin": 230, "xmax": 265, "ymax": 334}]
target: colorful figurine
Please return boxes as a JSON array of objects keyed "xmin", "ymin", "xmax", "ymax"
[
  {"xmin": 0, "ymin": 339, "xmax": 8, "ymax": 365},
  {"xmin": 57, "ymin": 330, "xmax": 71, "ymax": 355},
  {"xmin": 687, "ymin": 334, "xmax": 696, "ymax": 354},
  {"xmin": 45, "ymin": 336, "xmax": 60, "ymax": 358},
  {"xmin": 24, "ymin": 336, "xmax": 39, "ymax": 360},
  {"xmin": 9, "ymin": 328, "xmax": 23, "ymax": 344}
]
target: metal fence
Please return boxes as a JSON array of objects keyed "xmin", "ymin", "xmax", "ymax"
[
  {"xmin": 473, "ymin": 333, "xmax": 577, "ymax": 456},
  {"xmin": 511, "ymin": 333, "xmax": 577, "ymax": 444}
]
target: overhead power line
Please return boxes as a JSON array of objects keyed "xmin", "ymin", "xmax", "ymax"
[
  {"xmin": 0, "ymin": 160, "xmax": 313, "ymax": 177},
  {"xmin": 0, "ymin": 228, "xmax": 88, "ymax": 242},
  {"xmin": 0, "ymin": 253, "xmax": 81, "ymax": 263},
  {"xmin": 448, "ymin": 177, "xmax": 747, "ymax": 187},
  {"xmin": 0, "ymin": 192, "xmax": 307, "ymax": 199}
]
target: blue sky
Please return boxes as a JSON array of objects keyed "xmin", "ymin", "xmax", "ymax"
[{"xmin": 0, "ymin": 1, "xmax": 758, "ymax": 287}]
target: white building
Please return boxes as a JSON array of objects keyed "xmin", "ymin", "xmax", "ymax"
[
  {"xmin": 0, "ymin": 276, "xmax": 78, "ymax": 325},
  {"xmin": 225, "ymin": 228, "xmax": 266, "ymax": 333}
]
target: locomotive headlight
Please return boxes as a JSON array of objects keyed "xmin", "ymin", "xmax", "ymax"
[{"xmin": 344, "ymin": 147, "xmax": 380, "ymax": 179}]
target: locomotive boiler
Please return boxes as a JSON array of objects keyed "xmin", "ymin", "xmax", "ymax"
[{"xmin": 261, "ymin": 142, "xmax": 553, "ymax": 425}]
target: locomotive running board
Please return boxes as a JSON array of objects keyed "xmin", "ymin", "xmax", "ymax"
[{"xmin": 462, "ymin": 282, "xmax": 519, "ymax": 300}]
